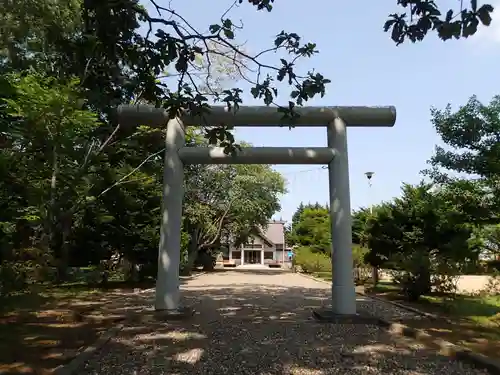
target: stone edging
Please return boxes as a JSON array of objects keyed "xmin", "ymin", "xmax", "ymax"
[
  {"xmin": 54, "ymin": 272, "xmax": 208, "ymax": 375},
  {"xmin": 295, "ymin": 271, "xmax": 330, "ymax": 284},
  {"xmin": 52, "ymin": 322, "xmax": 125, "ymax": 375},
  {"xmin": 180, "ymin": 270, "xmax": 208, "ymax": 280},
  {"xmin": 296, "ymin": 272, "xmax": 500, "ymax": 375},
  {"xmin": 363, "ymin": 290, "xmax": 452, "ymax": 323}
]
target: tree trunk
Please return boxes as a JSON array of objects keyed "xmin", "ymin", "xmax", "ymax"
[
  {"xmin": 202, "ymin": 259, "xmax": 215, "ymax": 271},
  {"xmin": 47, "ymin": 145, "xmax": 63, "ymax": 281},
  {"xmin": 403, "ymin": 263, "xmax": 432, "ymax": 301},
  {"xmin": 187, "ymin": 248, "xmax": 198, "ymax": 267},
  {"xmin": 56, "ymin": 211, "xmax": 72, "ymax": 282},
  {"xmin": 124, "ymin": 260, "xmax": 139, "ymax": 282},
  {"xmin": 100, "ymin": 267, "xmax": 109, "ymax": 286},
  {"xmin": 372, "ymin": 267, "xmax": 379, "ymax": 286},
  {"xmin": 416, "ymin": 265, "xmax": 432, "ymax": 295},
  {"xmin": 200, "ymin": 251, "xmax": 215, "ymax": 271},
  {"xmin": 184, "ymin": 234, "xmax": 199, "ymax": 275}
]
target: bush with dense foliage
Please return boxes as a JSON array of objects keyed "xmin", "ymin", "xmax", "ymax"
[
  {"xmin": 287, "ymin": 203, "xmax": 331, "ymax": 254},
  {"xmin": 359, "ymin": 182, "xmax": 483, "ymax": 301},
  {"xmin": 292, "ymin": 246, "xmax": 331, "ymax": 274},
  {"xmin": 351, "ymin": 244, "xmax": 368, "ymax": 267},
  {"xmin": 292, "ymin": 244, "xmax": 372, "ymax": 285},
  {"xmin": 288, "ymin": 203, "xmax": 376, "ymax": 284}
]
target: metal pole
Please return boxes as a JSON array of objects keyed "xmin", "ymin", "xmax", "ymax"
[
  {"xmin": 155, "ymin": 117, "xmax": 185, "ymax": 312},
  {"xmin": 282, "ymin": 220, "xmax": 286, "ymax": 264},
  {"xmin": 369, "ymin": 183, "xmax": 373, "ymax": 215},
  {"xmin": 327, "ymin": 117, "xmax": 356, "ymax": 315},
  {"xmin": 365, "ymin": 172, "xmax": 378, "ymax": 285}
]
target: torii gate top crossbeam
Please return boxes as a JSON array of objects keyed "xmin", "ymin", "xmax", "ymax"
[{"xmin": 116, "ymin": 105, "xmax": 396, "ymax": 128}]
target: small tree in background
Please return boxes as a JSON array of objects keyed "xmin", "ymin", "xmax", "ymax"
[
  {"xmin": 288, "ymin": 205, "xmax": 331, "ymax": 254},
  {"xmin": 365, "ymin": 182, "xmax": 479, "ymax": 301}
]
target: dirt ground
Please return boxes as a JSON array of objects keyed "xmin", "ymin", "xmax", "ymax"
[
  {"xmin": 0, "ymin": 282, "xmax": 154, "ymax": 375},
  {"xmin": 3, "ymin": 272, "xmax": 498, "ymax": 374},
  {"xmin": 364, "ymin": 285, "xmax": 500, "ymax": 360}
]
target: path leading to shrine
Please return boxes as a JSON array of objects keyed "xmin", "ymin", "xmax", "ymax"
[{"xmin": 82, "ymin": 269, "xmax": 488, "ymax": 375}]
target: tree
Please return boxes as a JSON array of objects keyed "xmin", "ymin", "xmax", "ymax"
[
  {"xmin": 351, "ymin": 207, "xmax": 370, "ymax": 245},
  {"xmin": 75, "ymin": 0, "xmax": 495, "ymax": 147},
  {"xmin": 352, "ymin": 207, "xmax": 380, "ymax": 284},
  {"xmin": 288, "ymin": 205, "xmax": 331, "ymax": 254},
  {"xmin": 0, "ymin": 0, "xmax": 82, "ymax": 72},
  {"xmin": 0, "ymin": 72, "xmax": 100, "ymax": 278},
  {"xmin": 425, "ymin": 95, "xmax": 500, "ymax": 222},
  {"xmin": 291, "ymin": 203, "xmax": 305, "ymax": 229},
  {"xmin": 285, "ymin": 202, "xmax": 304, "ymax": 244},
  {"xmin": 183, "ymin": 160, "xmax": 285, "ymax": 271},
  {"xmin": 3, "ymin": 0, "xmax": 495, "ymax": 149},
  {"xmin": 0, "ymin": 70, "xmax": 286, "ymax": 284},
  {"xmin": 225, "ymin": 164, "xmax": 286, "ymax": 244},
  {"xmin": 477, "ymin": 224, "xmax": 500, "ymax": 261},
  {"xmin": 288, "ymin": 202, "xmax": 324, "ymax": 246},
  {"xmin": 385, "ymin": 0, "xmax": 494, "ymax": 44},
  {"xmin": 365, "ymin": 182, "xmax": 479, "ymax": 300}
]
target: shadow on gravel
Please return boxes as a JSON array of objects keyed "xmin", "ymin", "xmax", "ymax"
[
  {"xmin": 0, "ymin": 287, "xmax": 154, "ymax": 375},
  {"xmin": 182, "ymin": 268, "xmax": 290, "ymax": 277},
  {"xmin": 218, "ymin": 268, "xmax": 290, "ymax": 276},
  {"xmin": 82, "ymin": 276, "xmax": 483, "ymax": 375}
]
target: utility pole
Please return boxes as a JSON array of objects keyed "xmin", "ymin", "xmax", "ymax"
[
  {"xmin": 281, "ymin": 217, "xmax": 286, "ymax": 264},
  {"xmin": 364, "ymin": 171, "xmax": 378, "ymax": 285},
  {"xmin": 364, "ymin": 172, "xmax": 374, "ymax": 214}
]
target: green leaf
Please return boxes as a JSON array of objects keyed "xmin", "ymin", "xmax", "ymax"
[
  {"xmin": 445, "ymin": 9, "xmax": 454, "ymax": 22},
  {"xmin": 98, "ymin": 215, "xmax": 115, "ymax": 223},
  {"xmin": 209, "ymin": 24, "xmax": 221, "ymax": 33},
  {"xmin": 477, "ymin": 4, "xmax": 494, "ymax": 25},
  {"xmin": 223, "ymin": 29, "xmax": 234, "ymax": 39},
  {"xmin": 462, "ymin": 18, "xmax": 479, "ymax": 37}
]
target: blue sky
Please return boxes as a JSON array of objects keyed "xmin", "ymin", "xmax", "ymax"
[{"xmin": 146, "ymin": 0, "xmax": 500, "ymax": 222}]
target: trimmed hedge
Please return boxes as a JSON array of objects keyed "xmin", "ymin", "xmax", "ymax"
[
  {"xmin": 292, "ymin": 244, "xmax": 372, "ymax": 285},
  {"xmin": 292, "ymin": 246, "xmax": 331, "ymax": 273}
]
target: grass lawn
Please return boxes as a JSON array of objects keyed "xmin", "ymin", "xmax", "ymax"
[
  {"xmin": 366, "ymin": 281, "xmax": 500, "ymax": 359},
  {"xmin": 0, "ymin": 280, "xmax": 154, "ymax": 375}
]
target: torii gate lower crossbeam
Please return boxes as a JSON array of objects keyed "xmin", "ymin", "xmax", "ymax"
[{"xmin": 117, "ymin": 105, "xmax": 397, "ymax": 318}]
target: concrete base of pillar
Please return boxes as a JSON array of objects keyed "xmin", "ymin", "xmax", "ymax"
[
  {"xmin": 312, "ymin": 309, "xmax": 384, "ymax": 325},
  {"xmin": 154, "ymin": 306, "xmax": 195, "ymax": 321}
]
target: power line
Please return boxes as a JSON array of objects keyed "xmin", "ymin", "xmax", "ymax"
[{"xmin": 275, "ymin": 165, "xmax": 327, "ymax": 176}]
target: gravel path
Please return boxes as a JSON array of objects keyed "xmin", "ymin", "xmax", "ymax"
[{"xmin": 82, "ymin": 270, "xmax": 488, "ymax": 375}]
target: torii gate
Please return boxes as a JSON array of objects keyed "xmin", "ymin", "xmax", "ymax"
[{"xmin": 117, "ymin": 105, "xmax": 396, "ymax": 318}]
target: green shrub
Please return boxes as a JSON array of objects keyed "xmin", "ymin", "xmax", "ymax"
[
  {"xmin": 352, "ymin": 244, "xmax": 369, "ymax": 267},
  {"xmin": 351, "ymin": 244, "xmax": 372, "ymax": 284},
  {"xmin": 293, "ymin": 246, "xmax": 331, "ymax": 274},
  {"xmin": 0, "ymin": 261, "xmax": 28, "ymax": 296},
  {"xmin": 390, "ymin": 251, "xmax": 433, "ymax": 301},
  {"xmin": 486, "ymin": 260, "xmax": 500, "ymax": 273}
]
